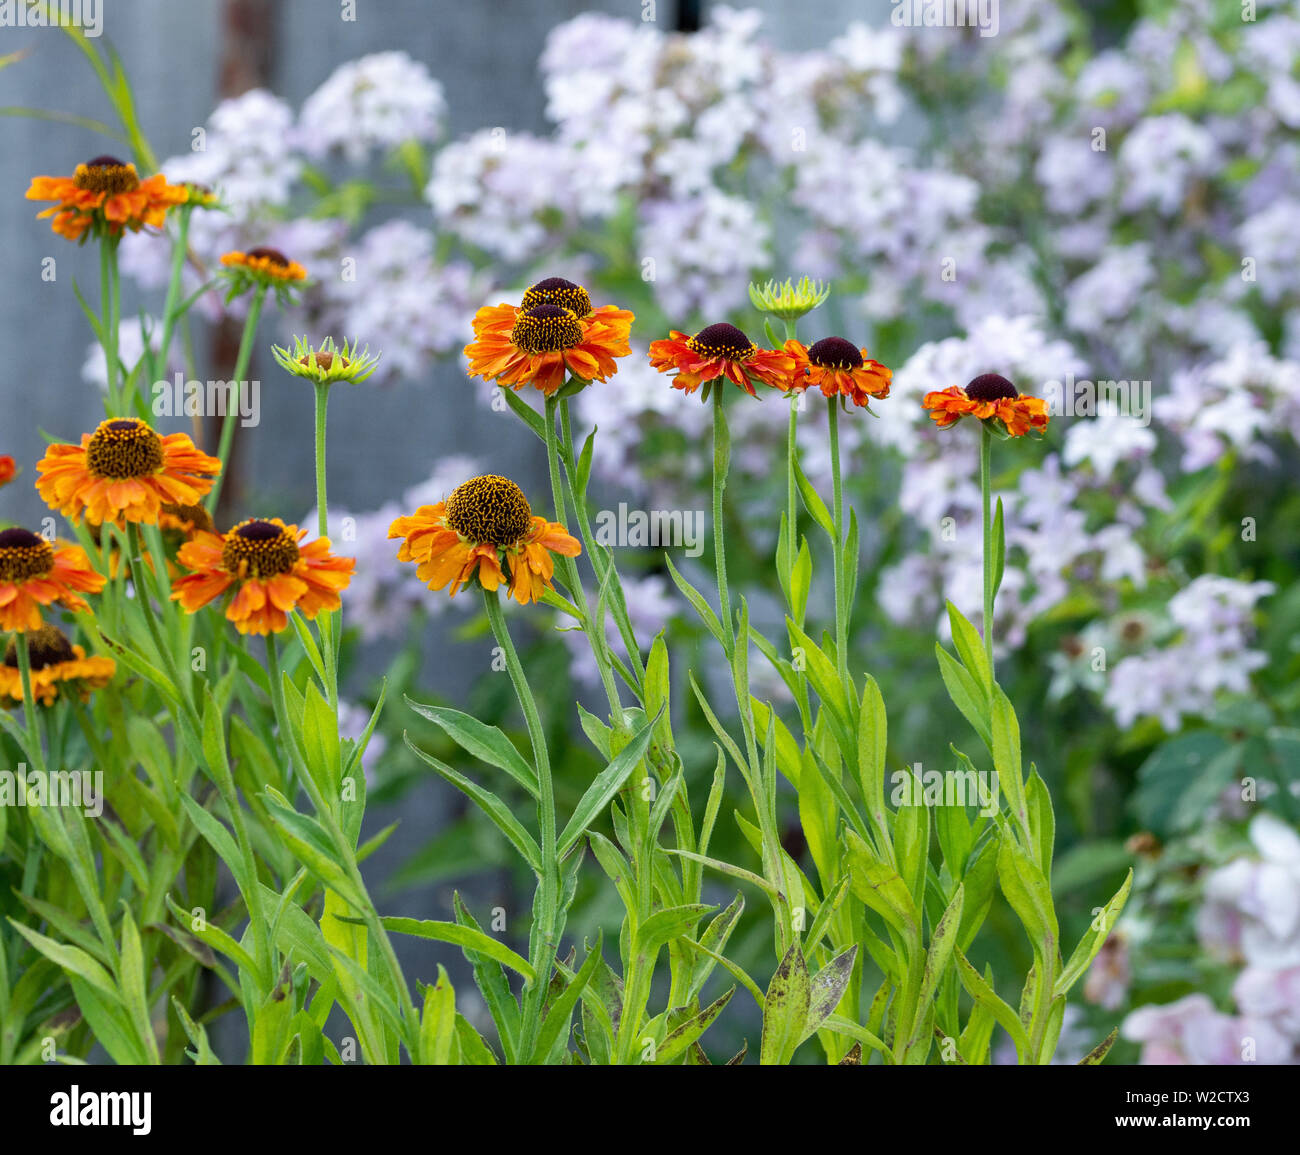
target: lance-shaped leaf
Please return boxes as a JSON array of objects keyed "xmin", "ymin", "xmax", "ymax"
[
  {"xmin": 657, "ymin": 987, "xmax": 736, "ymax": 1064},
  {"xmin": 557, "ymin": 708, "xmax": 660, "ymax": 856},
  {"xmin": 800, "ymin": 945, "xmax": 858, "ymax": 1044},
  {"xmin": 760, "ymin": 944, "xmax": 810, "ymax": 1065},
  {"xmin": 405, "ymin": 697, "xmax": 539, "ymax": 798},
  {"xmin": 1056, "ymin": 869, "xmax": 1133, "ymax": 999},
  {"xmin": 844, "ymin": 828, "xmax": 918, "ymax": 937}
]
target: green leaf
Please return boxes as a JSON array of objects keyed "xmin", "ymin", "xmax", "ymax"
[
  {"xmin": 665, "ymin": 555, "xmax": 727, "ymax": 648},
  {"xmin": 530, "ymin": 935, "xmax": 603, "ymax": 1063},
  {"xmin": 905, "ymin": 885, "xmax": 964, "ymax": 1058},
  {"xmin": 636, "ymin": 904, "xmax": 716, "ymax": 958},
  {"xmin": 946, "ymin": 601, "xmax": 992, "ymax": 698},
  {"xmin": 996, "ymin": 831, "xmax": 1058, "ymax": 959},
  {"xmin": 403, "ymin": 732, "xmax": 543, "ymax": 874},
  {"xmin": 657, "ymin": 987, "xmax": 735, "ymax": 1063},
  {"xmin": 557, "ymin": 709, "xmax": 660, "ymax": 856},
  {"xmin": 1078, "ymin": 1027, "xmax": 1120, "ymax": 1065},
  {"xmin": 1025, "ymin": 769, "xmax": 1055, "ymax": 879},
  {"xmin": 380, "ymin": 917, "xmax": 534, "ymax": 980},
  {"xmin": 935, "ymin": 643, "xmax": 992, "ymax": 751},
  {"xmin": 405, "ymin": 697, "xmax": 539, "ymax": 798},
  {"xmin": 991, "ymin": 498, "xmax": 1005, "ymax": 599},
  {"xmin": 955, "ymin": 951, "xmax": 1030, "ymax": 1062},
  {"xmin": 792, "ymin": 454, "xmax": 835, "ymax": 538},
  {"xmin": 1056, "ymin": 869, "xmax": 1133, "ymax": 999},
  {"xmin": 418, "ymin": 965, "xmax": 458, "ymax": 1065},
  {"xmin": 843, "ymin": 828, "xmax": 918, "ymax": 937},
  {"xmin": 760, "ymin": 944, "xmax": 811, "ymax": 1065},
  {"xmin": 800, "ymin": 946, "xmax": 858, "ymax": 1043},
  {"xmin": 990, "ymin": 688, "xmax": 1029, "ymax": 840}
]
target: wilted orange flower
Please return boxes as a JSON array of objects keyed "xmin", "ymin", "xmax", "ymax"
[
  {"xmin": 784, "ymin": 337, "xmax": 892, "ymax": 408},
  {"xmin": 648, "ymin": 323, "xmax": 795, "ymax": 398},
  {"xmin": 0, "ymin": 456, "xmax": 15, "ymax": 488},
  {"xmin": 171, "ymin": 518, "xmax": 353, "ymax": 636},
  {"xmin": 389, "ymin": 474, "xmax": 580, "ymax": 606},
  {"xmin": 36, "ymin": 418, "xmax": 220, "ymax": 527},
  {"xmin": 25, "ymin": 155, "xmax": 187, "ymax": 242},
  {"xmin": 465, "ymin": 277, "xmax": 633, "ymax": 396},
  {"xmin": 923, "ymin": 374, "xmax": 1050, "ymax": 438},
  {"xmin": 0, "ymin": 528, "xmax": 105, "ymax": 633},
  {"xmin": 0, "ymin": 625, "xmax": 116, "ymax": 707}
]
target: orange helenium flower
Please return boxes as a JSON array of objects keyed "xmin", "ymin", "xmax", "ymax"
[
  {"xmin": 220, "ymin": 247, "xmax": 308, "ymax": 284},
  {"xmin": 648, "ymin": 323, "xmax": 795, "ymax": 398},
  {"xmin": 465, "ymin": 277, "xmax": 633, "ymax": 396},
  {"xmin": 784, "ymin": 337, "xmax": 892, "ymax": 408},
  {"xmin": 0, "ymin": 528, "xmax": 105, "ymax": 633},
  {"xmin": 389, "ymin": 474, "xmax": 580, "ymax": 606},
  {"xmin": 26, "ymin": 155, "xmax": 187, "ymax": 242},
  {"xmin": 0, "ymin": 456, "xmax": 15, "ymax": 488},
  {"xmin": 922, "ymin": 374, "xmax": 1050, "ymax": 438},
  {"xmin": 171, "ymin": 518, "xmax": 354, "ymax": 636},
  {"xmin": 36, "ymin": 418, "xmax": 221, "ymax": 527},
  {"xmin": 0, "ymin": 625, "xmax": 115, "ymax": 707}
]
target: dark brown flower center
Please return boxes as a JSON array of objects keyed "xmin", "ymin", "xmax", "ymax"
[
  {"xmin": 520, "ymin": 277, "xmax": 593, "ymax": 318},
  {"xmin": 300, "ymin": 351, "xmax": 348, "ymax": 372},
  {"xmin": 246, "ymin": 247, "xmax": 290, "ymax": 268},
  {"xmin": 0, "ymin": 528, "xmax": 55, "ymax": 582},
  {"xmin": 965, "ymin": 374, "xmax": 1019, "ymax": 403},
  {"xmin": 4, "ymin": 624, "xmax": 77, "ymax": 670},
  {"xmin": 85, "ymin": 418, "xmax": 164, "ymax": 479},
  {"xmin": 807, "ymin": 337, "xmax": 863, "ymax": 370},
  {"xmin": 221, "ymin": 519, "xmax": 300, "ymax": 578},
  {"xmin": 511, "ymin": 304, "xmax": 583, "ymax": 354},
  {"xmin": 74, "ymin": 156, "xmax": 140, "ymax": 195},
  {"xmin": 687, "ymin": 323, "xmax": 755, "ymax": 362},
  {"xmin": 445, "ymin": 475, "xmax": 532, "ymax": 546}
]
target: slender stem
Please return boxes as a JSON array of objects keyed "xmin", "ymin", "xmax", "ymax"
[
  {"xmin": 827, "ymin": 397, "xmax": 849, "ymax": 686},
  {"xmin": 483, "ymin": 590, "xmax": 558, "ymax": 1061},
  {"xmin": 556, "ymin": 402, "xmax": 645, "ymax": 690},
  {"xmin": 14, "ymin": 633, "xmax": 46, "ymax": 775},
  {"xmin": 543, "ymin": 396, "xmax": 623, "ymax": 721},
  {"xmin": 311, "ymin": 380, "xmax": 341, "ymax": 708},
  {"xmin": 100, "ymin": 238, "xmax": 121, "ymax": 415},
  {"xmin": 206, "ymin": 286, "xmax": 267, "ymax": 514},
  {"xmin": 782, "ymin": 319, "xmax": 799, "ymax": 584},
  {"xmin": 711, "ymin": 386, "xmax": 732, "ymax": 648},
  {"xmin": 155, "ymin": 206, "xmax": 193, "ymax": 384},
  {"xmin": 313, "ymin": 381, "xmax": 330, "ymax": 540},
  {"xmin": 980, "ymin": 423, "xmax": 995, "ymax": 677}
]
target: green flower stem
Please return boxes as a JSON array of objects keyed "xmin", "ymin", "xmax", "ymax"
[
  {"xmin": 782, "ymin": 319, "xmax": 799, "ymax": 582},
  {"xmin": 482, "ymin": 589, "xmax": 559, "ymax": 1062},
  {"xmin": 557, "ymin": 401, "xmax": 646, "ymax": 690},
  {"xmin": 154, "ymin": 205, "xmax": 192, "ymax": 386},
  {"xmin": 827, "ymin": 396, "xmax": 850, "ymax": 686},
  {"xmin": 543, "ymin": 396, "xmax": 623, "ymax": 723},
  {"xmin": 100, "ymin": 237, "xmax": 121, "ymax": 415},
  {"xmin": 310, "ymin": 380, "xmax": 341, "ymax": 708},
  {"xmin": 205, "ymin": 284, "xmax": 267, "ymax": 515},
  {"xmin": 14, "ymin": 633, "xmax": 47, "ymax": 776},
  {"xmin": 712, "ymin": 386, "xmax": 733, "ymax": 648},
  {"xmin": 980, "ymin": 423, "xmax": 995, "ymax": 676}
]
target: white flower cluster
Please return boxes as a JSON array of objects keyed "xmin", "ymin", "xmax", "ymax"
[{"xmin": 1124, "ymin": 814, "xmax": 1300, "ymax": 1063}]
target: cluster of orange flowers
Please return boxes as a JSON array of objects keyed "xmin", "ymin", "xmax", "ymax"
[
  {"xmin": 16, "ymin": 155, "xmax": 1053, "ymax": 695},
  {"xmin": 1, "ymin": 412, "xmax": 355, "ymax": 705}
]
